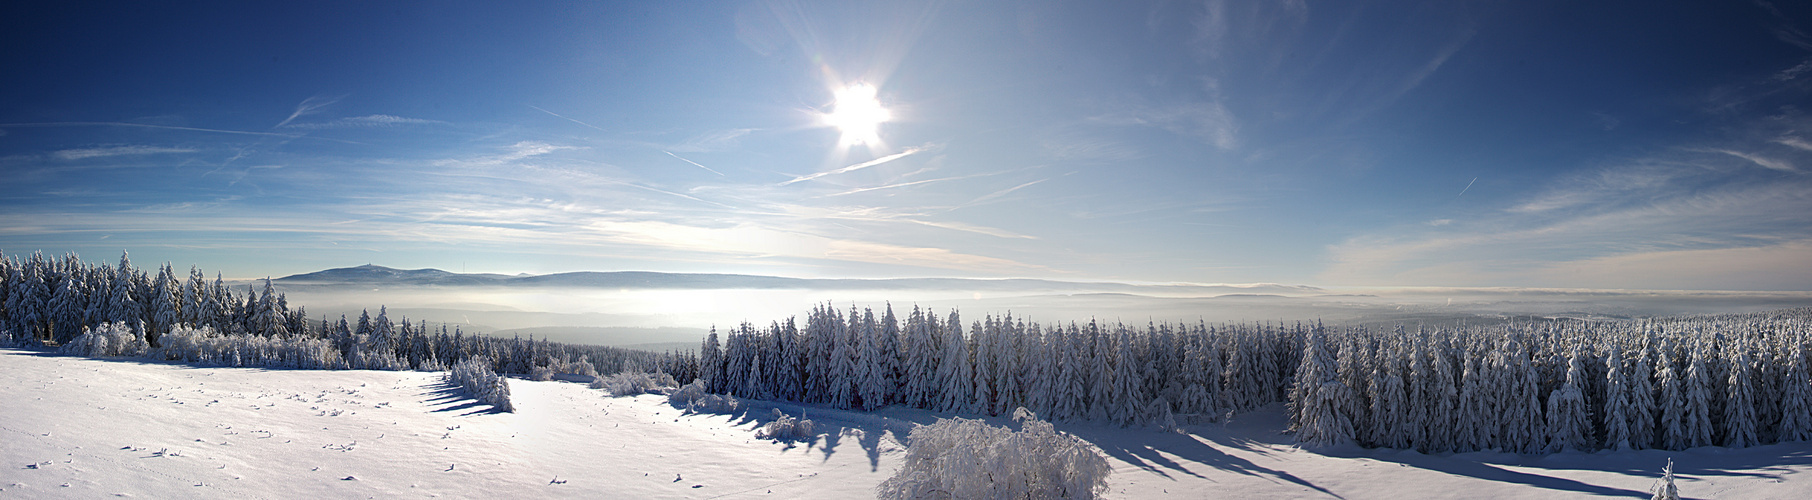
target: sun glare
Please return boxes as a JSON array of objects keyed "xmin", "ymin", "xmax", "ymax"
[{"xmin": 823, "ymin": 83, "xmax": 891, "ymax": 147}]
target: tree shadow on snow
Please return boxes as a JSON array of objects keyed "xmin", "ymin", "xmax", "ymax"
[
  {"xmin": 1061, "ymin": 423, "xmax": 1344, "ymax": 499},
  {"xmin": 420, "ymin": 381, "xmax": 510, "ymax": 416},
  {"xmin": 714, "ymin": 401, "xmax": 940, "ymax": 472},
  {"xmin": 1322, "ymin": 448, "xmax": 1654, "ymax": 498}
]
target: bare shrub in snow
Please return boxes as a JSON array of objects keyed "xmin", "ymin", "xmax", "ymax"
[
  {"xmin": 668, "ymin": 380, "xmax": 739, "ymax": 414},
  {"xmin": 877, "ymin": 408, "xmax": 1110, "ymax": 500},
  {"xmin": 756, "ymin": 408, "xmax": 816, "ymax": 441},
  {"xmin": 591, "ymin": 370, "xmax": 679, "ymax": 396},
  {"xmin": 447, "ymin": 357, "xmax": 514, "ymax": 412}
]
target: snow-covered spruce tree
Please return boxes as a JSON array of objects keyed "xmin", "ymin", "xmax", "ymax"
[
  {"xmin": 1779, "ymin": 340, "xmax": 1812, "ymax": 442},
  {"xmin": 1628, "ymin": 338, "xmax": 1658, "ymax": 450},
  {"xmin": 830, "ymin": 305, "xmax": 861, "ymax": 410},
  {"xmin": 878, "ymin": 303, "xmax": 904, "ymax": 406},
  {"xmin": 1602, "ymin": 345, "xmax": 1634, "ymax": 451},
  {"xmin": 971, "ymin": 317, "xmax": 998, "ymax": 415},
  {"xmin": 48, "ymin": 272, "xmax": 85, "ymax": 345},
  {"xmin": 1335, "ymin": 327, "xmax": 1370, "ymax": 439},
  {"xmin": 903, "ymin": 305, "xmax": 940, "ymax": 409},
  {"xmin": 1023, "ymin": 323, "xmax": 1056, "ymax": 418},
  {"xmin": 1109, "ymin": 328, "xmax": 1148, "ymax": 427},
  {"xmin": 1369, "ymin": 339, "xmax": 1410, "ymax": 449},
  {"xmin": 936, "ymin": 310, "xmax": 974, "ymax": 414},
  {"xmin": 107, "ymin": 252, "xmax": 141, "ymax": 332},
  {"xmin": 1544, "ymin": 347, "xmax": 1594, "ymax": 453},
  {"xmin": 1683, "ymin": 338, "xmax": 1717, "ymax": 448},
  {"xmin": 1723, "ymin": 338, "xmax": 1759, "ymax": 448},
  {"xmin": 1223, "ymin": 329, "xmax": 1257, "ymax": 413},
  {"xmin": 1405, "ymin": 332, "xmax": 1433, "ymax": 451},
  {"xmin": 991, "ymin": 315, "xmax": 1025, "ymax": 417},
  {"xmin": 16, "ymin": 258, "xmax": 51, "ymax": 344},
  {"xmin": 1455, "ymin": 338, "xmax": 1493, "ymax": 452},
  {"xmin": 860, "ymin": 308, "xmax": 890, "ymax": 411},
  {"xmin": 1496, "ymin": 333, "xmax": 1546, "ymax": 454},
  {"xmin": 1175, "ymin": 325, "xmax": 1212, "ymax": 421},
  {"xmin": 1292, "ymin": 323, "xmax": 1357, "ymax": 447},
  {"xmin": 778, "ymin": 317, "xmax": 806, "ymax": 402},
  {"xmin": 149, "ymin": 264, "xmax": 180, "ymax": 343},
  {"xmin": 1423, "ymin": 331, "xmax": 1460, "ymax": 453},
  {"xmin": 806, "ymin": 304, "xmax": 837, "ymax": 404},
  {"xmin": 1051, "ymin": 322, "xmax": 1087, "ymax": 422},
  {"xmin": 253, "ymin": 278, "xmax": 288, "ymax": 338},
  {"xmin": 447, "ymin": 357, "xmax": 514, "ymax": 412},
  {"xmin": 876, "ymin": 408, "xmax": 1109, "ymax": 500},
  {"xmin": 1153, "ymin": 323, "xmax": 1184, "ymax": 411},
  {"xmin": 1084, "ymin": 321, "xmax": 1113, "ymax": 423},
  {"xmin": 1656, "ymin": 338, "xmax": 1689, "ymax": 450},
  {"xmin": 724, "ymin": 323, "xmax": 751, "ymax": 397},
  {"xmin": 699, "ymin": 327, "xmax": 722, "ymax": 392}
]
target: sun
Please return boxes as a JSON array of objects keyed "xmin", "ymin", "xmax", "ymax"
[{"xmin": 822, "ymin": 83, "xmax": 891, "ymax": 147}]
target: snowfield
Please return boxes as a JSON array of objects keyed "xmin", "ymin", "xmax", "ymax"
[{"xmin": 4, "ymin": 348, "xmax": 1810, "ymax": 499}]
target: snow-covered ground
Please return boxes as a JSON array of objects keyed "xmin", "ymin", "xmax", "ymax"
[{"xmin": 4, "ymin": 348, "xmax": 1810, "ymax": 499}]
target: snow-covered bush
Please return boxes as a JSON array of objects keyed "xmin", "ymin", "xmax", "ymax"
[
  {"xmin": 668, "ymin": 380, "xmax": 739, "ymax": 414},
  {"xmin": 60, "ymin": 322, "xmax": 149, "ymax": 357},
  {"xmin": 877, "ymin": 408, "xmax": 1110, "ymax": 500},
  {"xmin": 530, "ymin": 364, "xmax": 556, "ymax": 381},
  {"xmin": 568, "ymin": 359, "xmax": 598, "ymax": 378},
  {"xmin": 591, "ymin": 370, "xmax": 679, "ymax": 396},
  {"xmin": 447, "ymin": 357, "xmax": 515, "ymax": 412},
  {"xmin": 756, "ymin": 408, "xmax": 816, "ymax": 441},
  {"xmin": 149, "ymin": 326, "xmax": 345, "ymax": 369},
  {"xmin": 1652, "ymin": 458, "xmax": 1679, "ymax": 500}
]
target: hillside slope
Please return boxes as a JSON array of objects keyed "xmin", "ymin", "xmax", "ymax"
[{"xmin": 5, "ymin": 349, "xmax": 1810, "ymax": 498}]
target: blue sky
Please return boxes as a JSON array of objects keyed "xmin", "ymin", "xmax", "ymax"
[{"xmin": 3, "ymin": 0, "xmax": 1811, "ymax": 290}]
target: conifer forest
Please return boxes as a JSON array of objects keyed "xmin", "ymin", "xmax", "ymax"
[{"xmin": 5, "ymin": 251, "xmax": 1810, "ymax": 455}]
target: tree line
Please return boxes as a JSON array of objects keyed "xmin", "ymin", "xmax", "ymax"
[
  {"xmin": 9, "ymin": 250, "xmax": 1811, "ymax": 454},
  {"xmin": 0, "ymin": 251, "xmax": 656, "ymax": 377}
]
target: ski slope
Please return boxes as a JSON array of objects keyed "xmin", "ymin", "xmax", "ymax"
[{"xmin": 4, "ymin": 348, "xmax": 1809, "ymax": 498}]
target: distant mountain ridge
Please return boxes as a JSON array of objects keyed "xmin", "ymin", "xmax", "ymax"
[{"xmin": 276, "ymin": 264, "xmax": 1323, "ymax": 296}]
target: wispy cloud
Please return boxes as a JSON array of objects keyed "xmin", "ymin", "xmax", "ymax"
[
  {"xmin": 1778, "ymin": 136, "xmax": 1812, "ymax": 152},
  {"xmin": 1711, "ymin": 148, "xmax": 1798, "ymax": 172},
  {"xmin": 280, "ymin": 114, "xmax": 443, "ymax": 130},
  {"xmin": 1094, "ymin": 98, "xmax": 1238, "ymax": 150},
  {"xmin": 53, "ymin": 145, "xmax": 197, "ymax": 160},
  {"xmin": 274, "ymin": 95, "xmax": 344, "ymax": 128},
  {"xmin": 779, "ymin": 145, "xmax": 929, "ymax": 186},
  {"xmin": 1323, "ymin": 157, "xmax": 1812, "ymax": 288},
  {"xmin": 435, "ymin": 141, "xmax": 578, "ymax": 167}
]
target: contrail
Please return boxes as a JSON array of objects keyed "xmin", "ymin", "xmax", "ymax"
[
  {"xmin": 822, "ymin": 173, "xmax": 983, "ymax": 197},
  {"xmin": 780, "ymin": 147, "xmax": 924, "ymax": 186},
  {"xmin": 1458, "ymin": 176, "xmax": 1477, "ymax": 197},
  {"xmin": 529, "ymin": 105, "xmax": 608, "ymax": 132},
  {"xmin": 0, "ymin": 121, "xmax": 299, "ymax": 138},
  {"xmin": 665, "ymin": 151, "xmax": 725, "ymax": 176}
]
